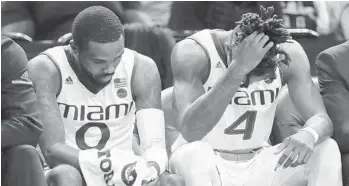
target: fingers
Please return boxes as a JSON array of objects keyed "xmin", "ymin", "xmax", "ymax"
[
  {"xmin": 244, "ymin": 31, "xmax": 258, "ymax": 44},
  {"xmin": 253, "ymin": 33, "xmax": 265, "ymax": 45},
  {"xmin": 303, "ymin": 151, "xmax": 313, "ymax": 164},
  {"xmin": 276, "ymin": 145, "xmax": 294, "ymax": 170},
  {"xmin": 262, "ymin": 41, "xmax": 274, "ymax": 53},
  {"xmin": 295, "ymin": 149, "xmax": 307, "ymax": 166},
  {"xmin": 274, "ymin": 137, "xmax": 290, "ymax": 155},
  {"xmin": 274, "ymin": 143, "xmax": 286, "ymax": 154},
  {"xmin": 258, "ymin": 35, "xmax": 270, "ymax": 47},
  {"xmin": 283, "ymin": 150, "xmax": 298, "ymax": 169}
]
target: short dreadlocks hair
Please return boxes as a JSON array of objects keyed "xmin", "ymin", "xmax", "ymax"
[
  {"xmin": 72, "ymin": 6, "xmax": 124, "ymax": 50},
  {"xmin": 234, "ymin": 6, "xmax": 292, "ymax": 82}
]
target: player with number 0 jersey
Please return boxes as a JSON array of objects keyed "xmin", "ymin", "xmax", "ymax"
[{"xmin": 28, "ymin": 6, "xmax": 179, "ymax": 186}]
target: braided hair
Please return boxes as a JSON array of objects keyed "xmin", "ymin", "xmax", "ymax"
[{"xmin": 234, "ymin": 6, "xmax": 292, "ymax": 83}]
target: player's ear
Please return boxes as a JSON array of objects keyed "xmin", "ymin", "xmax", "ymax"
[{"xmin": 70, "ymin": 40, "xmax": 78, "ymax": 54}]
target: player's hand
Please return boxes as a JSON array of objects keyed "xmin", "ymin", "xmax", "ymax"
[
  {"xmin": 226, "ymin": 31, "xmax": 274, "ymax": 77},
  {"xmin": 274, "ymin": 130, "xmax": 315, "ymax": 170},
  {"xmin": 133, "ymin": 159, "xmax": 159, "ymax": 186}
]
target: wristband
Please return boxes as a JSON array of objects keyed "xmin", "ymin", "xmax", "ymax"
[{"xmin": 300, "ymin": 127, "xmax": 319, "ymax": 143}]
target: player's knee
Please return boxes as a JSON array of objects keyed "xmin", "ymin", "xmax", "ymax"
[
  {"xmin": 315, "ymin": 138, "xmax": 341, "ymax": 157},
  {"xmin": 170, "ymin": 141, "xmax": 214, "ymax": 172},
  {"xmin": 313, "ymin": 138, "xmax": 342, "ymax": 169},
  {"xmin": 47, "ymin": 164, "xmax": 83, "ymax": 186}
]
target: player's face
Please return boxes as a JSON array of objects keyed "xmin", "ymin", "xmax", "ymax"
[{"xmin": 78, "ymin": 36, "xmax": 125, "ymax": 85}]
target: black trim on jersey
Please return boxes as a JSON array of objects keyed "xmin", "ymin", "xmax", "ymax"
[
  {"xmin": 279, "ymin": 65, "xmax": 286, "ymax": 86},
  {"xmin": 131, "ymin": 51, "xmax": 138, "ymax": 100},
  {"xmin": 39, "ymin": 52, "xmax": 63, "ymax": 97},
  {"xmin": 63, "ymin": 47, "xmax": 108, "ymax": 94},
  {"xmin": 210, "ymin": 31, "xmax": 228, "ymax": 68},
  {"xmin": 186, "ymin": 37, "xmax": 211, "ymax": 85}
]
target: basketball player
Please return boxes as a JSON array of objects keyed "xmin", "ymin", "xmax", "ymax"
[
  {"xmin": 27, "ymin": 6, "xmax": 171, "ymax": 186},
  {"xmin": 168, "ymin": 6, "xmax": 342, "ymax": 186}
]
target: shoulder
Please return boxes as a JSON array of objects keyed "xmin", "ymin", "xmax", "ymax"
[
  {"xmin": 279, "ymin": 40, "xmax": 310, "ymax": 79},
  {"xmin": 28, "ymin": 53, "xmax": 59, "ymax": 79},
  {"xmin": 133, "ymin": 52, "xmax": 159, "ymax": 77},
  {"xmin": 279, "ymin": 40, "xmax": 307, "ymax": 62},
  {"xmin": 171, "ymin": 39, "xmax": 209, "ymax": 80},
  {"xmin": 27, "ymin": 51, "xmax": 61, "ymax": 94},
  {"xmin": 132, "ymin": 52, "xmax": 161, "ymax": 91}
]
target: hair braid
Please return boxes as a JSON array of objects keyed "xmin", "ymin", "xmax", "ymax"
[{"xmin": 234, "ymin": 6, "xmax": 292, "ymax": 82}]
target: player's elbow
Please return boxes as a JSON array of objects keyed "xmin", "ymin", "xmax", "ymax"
[
  {"xmin": 179, "ymin": 107, "xmax": 210, "ymax": 142},
  {"xmin": 41, "ymin": 143, "xmax": 62, "ymax": 168},
  {"xmin": 179, "ymin": 119, "xmax": 205, "ymax": 143}
]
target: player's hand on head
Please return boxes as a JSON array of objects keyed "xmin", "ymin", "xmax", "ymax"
[
  {"xmin": 274, "ymin": 130, "xmax": 316, "ymax": 170},
  {"xmin": 227, "ymin": 31, "xmax": 274, "ymax": 77}
]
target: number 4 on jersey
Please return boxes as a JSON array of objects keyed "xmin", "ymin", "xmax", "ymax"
[{"xmin": 224, "ymin": 110, "xmax": 257, "ymax": 140}]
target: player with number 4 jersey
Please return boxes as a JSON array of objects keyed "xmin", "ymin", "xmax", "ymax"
[
  {"xmin": 27, "ymin": 6, "xmax": 181, "ymax": 186},
  {"xmin": 168, "ymin": 6, "xmax": 342, "ymax": 186}
]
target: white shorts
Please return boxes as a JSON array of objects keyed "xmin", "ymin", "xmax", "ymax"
[
  {"xmin": 169, "ymin": 143, "xmax": 310, "ymax": 186},
  {"xmin": 216, "ymin": 145, "xmax": 310, "ymax": 186}
]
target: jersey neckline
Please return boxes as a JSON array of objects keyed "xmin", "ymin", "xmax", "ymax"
[{"xmin": 63, "ymin": 46, "xmax": 109, "ymax": 94}]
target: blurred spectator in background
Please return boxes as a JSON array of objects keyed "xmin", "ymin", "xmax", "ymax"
[
  {"xmin": 1, "ymin": 2, "xmax": 176, "ymax": 89},
  {"xmin": 325, "ymin": 1, "xmax": 349, "ymax": 41},
  {"xmin": 1, "ymin": 36, "xmax": 46, "ymax": 186},
  {"xmin": 280, "ymin": 1, "xmax": 331, "ymax": 35},
  {"xmin": 168, "ymin": 1, "xmax": 283, "ymax": 31},
  {"xmin": 140, "ymin": 1, "xmax": 172, "ymax": 26},
  {"xmin": 124, "ymin": 23, "xmax": 175, "ymax": 89},
  {"xmin": 316, "ymin": 41, "xmax": 349, "ymax": 186},
  {"xmin": 1, "ymin": 1, "xmax": 153, "ymax": 40}
]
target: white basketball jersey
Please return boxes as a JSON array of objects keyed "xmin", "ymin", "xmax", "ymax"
[
  {"xmin": 189, "ymin": 30, "xmax": 282, "ymax": 151},
  {"xmin": 42, "ymin": 46, "xmax": 136, "ymax": 152}
]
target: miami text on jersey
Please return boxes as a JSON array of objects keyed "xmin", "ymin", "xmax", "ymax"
[{"xmin": 58, "ymin": 102, "xmax": 134, "ymax": 121}]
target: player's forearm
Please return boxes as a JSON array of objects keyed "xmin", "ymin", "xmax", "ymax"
[
  {"xmin": 43, "ymin": 143, "xmax": 80, "ymax": 170},
  {"xmin": 181, "ymin": 69, "xmax": 245, "ymax": 141},
  {"xmin": 303, "ymin": 113, "xmax": 333, "ymax": 145}
]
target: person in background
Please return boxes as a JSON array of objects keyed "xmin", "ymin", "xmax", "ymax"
[
  {"xmin": 316, "ymin": 40, "xmax": 349, "ymax": 186},
  {"xmin": 1, "ymin": 36, "xmax": 46, "ymax": 186},
  {"xmin": 140, "ymin": 1, "xmax": 173, "ymax": 26},
  {"xmin": 1, "ymin": 1, "xmax": 153, "ymax": 40},
  {"xmin": 325, "ymin": 1, "xmax": 349, "ymax": 41},
  {"xmin": 280, "ymin": 1, "xmax": 331, "ymax": 35},
  {"xmin": 168, "ymin": 1, "xmax": 282, "ymax": 31}
]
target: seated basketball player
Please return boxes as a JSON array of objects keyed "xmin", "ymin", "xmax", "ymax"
[
  {"xmin": 167, "ymin": 6, "xmax": 342, "ymax": 186},
  {"xmin": 28, "ymin": 6, "xmax": 173, "ymax": 186}
]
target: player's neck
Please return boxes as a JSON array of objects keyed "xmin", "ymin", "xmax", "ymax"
[{"xmin": 64, "ymin": 46, "xmax": 109, "ymax": 94}]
